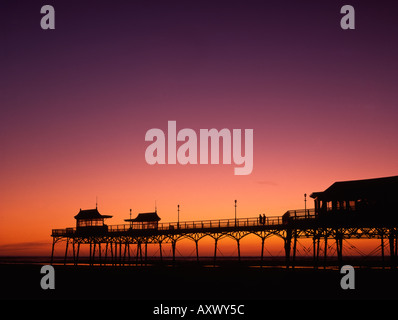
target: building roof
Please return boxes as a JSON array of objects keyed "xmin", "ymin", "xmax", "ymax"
[
  {"xmin": 74, "ymin": 208, "xmax": 113, "ymax": 220},
  {"xmin": 125, "ymin": 211, "xmax": 161, "ymax": 222},
  {"xmin": 310, "ymin": 175, "xmax": 398, "ymax": 200}
]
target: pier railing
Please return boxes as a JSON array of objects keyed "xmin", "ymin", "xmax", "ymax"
[
  {"xmin": 110, "ymin": 215, "xmax": 284, "ymax": 232},
  {"xmin": 283, "ymin": 208, "xmax": 316, "ymax": 220}
]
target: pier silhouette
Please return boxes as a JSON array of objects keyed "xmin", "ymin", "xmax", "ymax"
[{"xmin": 51, "ymin": 176, "xmax": 398, "ymax": 268}]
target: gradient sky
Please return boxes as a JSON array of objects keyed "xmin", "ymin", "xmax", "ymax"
[{"xmin": 1, "ymin": 0, "xmax": 398, "ymax": 256}]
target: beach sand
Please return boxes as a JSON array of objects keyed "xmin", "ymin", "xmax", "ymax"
[{"xmin": 1, "ymin": 259, "xmax": 397, "ymax": 300}]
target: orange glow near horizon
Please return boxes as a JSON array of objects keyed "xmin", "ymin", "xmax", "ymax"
[
  {"xmin": 1, "ymin": 118, "xmax": 396, "ymax": 256},
  {"xmin": 0, "ymin": 159, "xmax": 394, "ymax": 256}
]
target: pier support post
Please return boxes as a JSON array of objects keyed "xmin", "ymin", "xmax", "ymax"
[
  {"xmin": 126, "ymin": 242, "xmax": 131, "ymax": 264},
  {"xmin": 64, "ymin": 238, "xmax": 70, "ymax": 265},
  {"xmin": 214, "ymin": 238, "xmax": 218, "ymax": 266},
  {"xmin": 105, "ymin": 242, "xmax": 109, "ymax": 265},
  {"xmin": 50, "ymin": 238, "xmax": 56, "ymax": 265},
  {"xmin": 284, "ymin": 230, "xmax": 292, "ymax": 268},
  {"xmin": 237, "ymin": 239, "xmax": 241, "ymax": 262},
  {"xmin": 323, "ymin": 235, "xmax": 328, "ymax": 268},
  {"xmin": 136, "ymin": 242, "xmax": 142, "ymax": 263},
  {"xmin": 389, "ymin": 229, "xmax": 396, "ymax": 268},
  {"xmin": 92, "ymin": 242, "xmax": 97, "ymax": 266},
  {"xmin": 313, "ymin": 233, "xmax": 320, "ymax": 269},
  {"xmin": 113, "ymin": 242, "xmax": 116, "ymax": 265},
  {"xmin": 380, "ymin": 234, "xmax": 385, "ymax": 269},
  {"xmin": 89, "ymin": 241, "xmax": 92, "ymax": 266},
  {"xmin": 172, "ymin": 240, "xmax": 176, "ymax": 264},
  {"xmin": 119, "ymin": 241, "xmax": 122, "ymax": 265},
  {"xmin": 145, "ymin": 242, "xmax": 148, "ymax": 265},
  {"xmin": 72, "ymin": 239, "xmax": 76, "ymax": 265},
  {"xmin": 292, "ymin": 230, "xmax": 297, "ymax": 269},
  {"xmin": 195, "ymin": 240, "xmax": 199, "ymax": 263},
  {"xmin": 335, "ymin": 231, "xmax": 343, "ymax": 267},
  {"xmin": 98, "ymin": 243, "xmax": 102, "ymax": 266},
  {"xmin": 76, "ymin": 242, "xmax": 80, "ymax": 266},
  {"xmin": 110, "ymin": 242, "xmax": 114, "ymax": 265},
  {"xmin": 316, "ymin": 236, "xmax": 320, "ymax": 268},
  {"xmin": 123, "ymin": 243, "xmax": 127, "ymax": 263},
  {"xmin": 395, "ymin": 231, "xmax": 398, "ymax": 262}
]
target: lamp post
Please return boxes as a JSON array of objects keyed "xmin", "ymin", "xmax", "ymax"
[
  {"xmin": 304, "ymin": 193, "xmax": 307, "ymax": 216},
  {"xmin": 177, "ymin": 204, "xmax": 180, "ymax": 229},
  {"xmin": 235, "ymin": 200, "xmax": 237, "ymax": 226}
]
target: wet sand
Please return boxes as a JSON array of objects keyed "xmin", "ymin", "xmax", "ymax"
[{"xmin": 1, "ymin": 259, "xmax": 398, "ymax": 300}]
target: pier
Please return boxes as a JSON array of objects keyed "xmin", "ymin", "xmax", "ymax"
[{"xmin": 51, "ymin": 175, "xmax": 398, "ymax": 267}]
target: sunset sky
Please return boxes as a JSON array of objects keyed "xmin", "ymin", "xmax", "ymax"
[{"xmin": 1, "ymin": 0, "xmax": 397, "ymax": 256}]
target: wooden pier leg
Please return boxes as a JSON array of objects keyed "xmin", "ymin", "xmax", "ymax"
[
  {"xmin": 136, "ymin": 242, "xmax": 140, "ymax": 262},
  {"xmin": 122, "ymin": 243, "xmax": 127, "ymax": 264},
  {"xmin": 110, "ymin": 242, "xmax": 114, "ymax": 265},
  {"xmin": 115, "ymin": 242, "xmax": 119, "ymax": 265},
  {"xmin": 389, "ymin": 232, "xmax": 394, "ymax": 267},
  {"xmin": 392, "ymin": 229, "xmax": 397, "ymax": 268},
  {"xmin": 313, "ymin": 236, "xmax": 316, "ymax": 265},
  {"xmin": 89, "ymin": 241, "xmax": 93, "ymax": 266},
  {"xmin": 292, "ymin": 230, "xmax": 297, "ymax": 269},
  {"xmin": 260, "ymin": 237, "xmax": 265, "ymax": 267},
  {"xmin": 96, "ymin": 242, "xmax": 99, "ymax": 264},
  {"xmin": 104, "ymin": 242, "xmax": 108, "ymax": 265},
  {"xmin": 381, "ymin": 235, "xmax": 385, "ymax": 269},
  {"xmin": 92, "ymin": 242, "xmax": 96, "ymax": 266},
  {"xmin": 76, "ymin": 242, "xmax": 80, "ymax": 266},
  {"xmin": 159, "ymin": 242, "xmax": 163, "ymax": 262},
  {"xmin": 50, "ymin": 238, "xmax": 56, "ymax": 265},
  {"xmin": 72, "ymin": 239, "xmax": 76, "ymax": 264},
  {"xmin": 98, "ymin": 243, "xmax": 102, "ymax": 266},
  {"xmin": 323, "ymin": 236, "xmax": 328, "ymax": 269},
  {"xmin": 117, "ymin": 242, "xmax": 119, "ymax": 264},
  {"xmin": 284, "ymin": 230, "xmax": 292, "ymax": 269},
  {"xmin": 113, "ymin": 242, "xmax": 117, "ymax": 266},
  {"xmin": 172, "ymin": 240, "xmax": 176, "ymax": 264},
  {"xmin": 195, "ymin": 240, "xmax": 199, "ymax": 263},
  {"xmin": 236, "ymin": 239, "xmax": 241, "ymax": 262},
  {"xmin": 145, "ymin": 242, "xmax": 148, "ymax": 265},
  {"xmin": 119, "ymin": 241, "xmax": 122, "ymax": 265},
  {"xmin": 336, "ymin": 234, "xmax": 343, "ymax": 267},
  {"xmin": 64, "ymin": 238, "xmax": 69, "ymax": 265},
  {"xmin": 312, "ymin": 234, "xmax": 320, "ymax": 269},
  {"xmin": 124, "ymin": 243, "xmax": 129, "ymax": 263},
  {"xmin": 317, "ymin": 237, "xmax": 320, "ymax": 263},
  {"xmin": 214, "ymin": 239, "xmax": 218, "ymax": 266}
]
